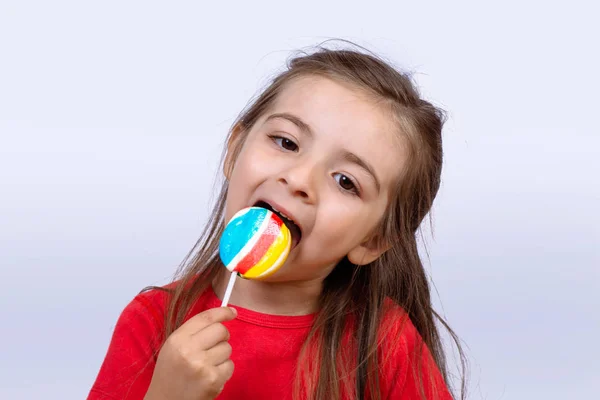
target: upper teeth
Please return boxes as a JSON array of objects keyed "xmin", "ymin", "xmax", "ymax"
[{"xmin": 271, "ymin": 206, "xmax": 292, "ymax": 222}]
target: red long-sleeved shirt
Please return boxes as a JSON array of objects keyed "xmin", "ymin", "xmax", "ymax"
[{"xmin": 88, "ymin": 285, "xmax": 452, "ymax": 399}]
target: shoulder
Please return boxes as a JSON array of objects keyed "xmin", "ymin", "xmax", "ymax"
[
  {"xmin": 123, "ymin": 285, "xmax": 172, "ymax": 321},
  {"xmin": 109, "ymin": 285, "xmax": 173, "ymax": 350},
  {"xmin": 377, "ymin": 300, "xmax": 453, "ymax": 399},
  {"xmin": 379, "ymin": 299, "xmax": 421, "ymax": 349},
  {"xmin": 87, "ymin": 285, "xmax": 174, "ymax": 399},
  {"xmin": 117, "ymin": 279, "xmax": 214, "ymax": 334},
  {"xmin": 128, "ymin": 285, "xmax": 172, "ymax": 323},
  {"xmin": 377, "ymin": 301, "xmax": 424, "ymax": 376}
]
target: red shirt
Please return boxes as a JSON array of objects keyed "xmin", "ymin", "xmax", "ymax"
[{"xmin": 88, "ymin": 285, "xmax": 452, "ymax": 399}]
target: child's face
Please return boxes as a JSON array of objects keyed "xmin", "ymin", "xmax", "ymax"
[{"xmin": 224, "ymin": 76, "xmax": 407, "ymax": 282}]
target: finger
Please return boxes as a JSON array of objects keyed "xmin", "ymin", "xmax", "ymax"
[
  {"xmin": 176, "ymin": 307, "xmax": 237, "ymax": 337},
  {"xmin": 191, "ymin": 321, "xmax": 230, "ymax": 349},
  {"xmin": 215, "ymin": 359, "xmax": 235, "ymax": 383},
  {"xmin": 205, "ymin": 341, "xmax": 232, "ymax": 365}
]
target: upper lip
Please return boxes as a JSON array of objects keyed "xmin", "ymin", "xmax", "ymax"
[{"xmin": 254, "ymin": 198, "xmax": 303, "ymax": 233}]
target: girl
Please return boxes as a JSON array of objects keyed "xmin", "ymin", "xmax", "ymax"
[{"xmin": 88, "ymin": 45, "xmax": 465, "ymax": 400}]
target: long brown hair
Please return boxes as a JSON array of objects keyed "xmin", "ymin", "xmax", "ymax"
[{"xmin": 152, "ymin": 43, "xmax": 467, "ymax": 400}]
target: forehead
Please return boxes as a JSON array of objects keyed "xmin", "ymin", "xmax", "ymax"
[{"xmin": 267, "ymin": 75, "xmax": 407, "ymax": 193}]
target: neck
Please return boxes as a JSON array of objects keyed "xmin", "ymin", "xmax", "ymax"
[{"xmin": 213, "ymin": 273, "xmax": 323, "ymax": 316}]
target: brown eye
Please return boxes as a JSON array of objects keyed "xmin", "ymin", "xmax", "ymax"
[
  {"xmin": 333, "ymin": 173, "xmax": 358, "ymax": 194},
  {"xmin": 272, "ymin": 136, "xmax": 298, "ymax": 152},
  {"xmin": 281, "ymin": 138, "xmax": 297, "ymax": 151}
]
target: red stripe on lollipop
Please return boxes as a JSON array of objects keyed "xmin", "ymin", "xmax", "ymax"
[{"xmin": 235, "ymin": 214, "xmax": 282, "ymax": 275}]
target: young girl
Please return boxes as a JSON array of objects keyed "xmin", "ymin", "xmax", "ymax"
[{"xmin": 88, "ymin": 45, "xmax": 465, "ymax": 400}]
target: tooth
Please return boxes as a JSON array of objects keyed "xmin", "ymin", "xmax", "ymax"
[{"xmin": 267, "ymin": 204, "xmax": 294, "ymax": 223}]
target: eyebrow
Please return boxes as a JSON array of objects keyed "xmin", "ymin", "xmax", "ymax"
[
  {"xmin": 343, "ymin": 151, "xmax": 381, "ymax": 193},
  {"xmin": 265, "ymin": 113, "xmax": 313, "ymax": 137}
]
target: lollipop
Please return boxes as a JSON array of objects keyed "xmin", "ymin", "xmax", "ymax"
[{"xmin": 219, "ymin": 206, "xmax": 292, "ymax": 305}]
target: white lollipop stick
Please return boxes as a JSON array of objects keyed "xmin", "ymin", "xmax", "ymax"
[{"xmin": 221, "ymin": 271, "xmax": 237, "ymax": 307}]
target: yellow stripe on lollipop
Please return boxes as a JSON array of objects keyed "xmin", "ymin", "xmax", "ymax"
[{"xmin": 242, "ymin": 223, "xmax": 291, "ymax": 279}]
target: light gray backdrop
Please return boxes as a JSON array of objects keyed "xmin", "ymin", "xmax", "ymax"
[{"xmin": 1, "ymin": 1, "xmax": 598, "ymax": 399}]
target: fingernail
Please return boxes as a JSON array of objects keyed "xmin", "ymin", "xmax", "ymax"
[{"xmin": 229, "ymin": 307, "xmax": 237, "ymax": 316}]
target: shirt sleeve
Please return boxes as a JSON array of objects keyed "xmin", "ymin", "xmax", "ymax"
[
  {"xmin": 380, "ymin": 310, "xmax": 454, "ymax": 400},
  {"xmin": 87, "ymin": 290, "xmax": 167, "ymax": 400}
]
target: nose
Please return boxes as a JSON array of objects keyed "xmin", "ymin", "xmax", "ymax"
[{"xmin": 277, "ymin": 161, "xmax": 317, "ymax": 203}]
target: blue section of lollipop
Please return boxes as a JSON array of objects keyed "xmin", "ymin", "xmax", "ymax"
[{"xmin": 219, "ymin": 207, "xmax": 268, "ymax": 267}]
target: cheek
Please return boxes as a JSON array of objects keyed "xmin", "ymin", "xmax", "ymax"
[
  {"xmin": 224, "ymin": 146, "xmax": 273, "ymax": 218},
  {"xmin": 312, "ymin": 201, "xmax": 374, "ymax": 250},
  {"xmin": 224, "ymin": 157, "xmax": 252, "ymax": 219},
  {"xmin": 229, "ymin": 147, "xmax": 260, "ymax": 185},
  {"xmin": 232, "ymin": 142, "xmax": 275, "ymax": 181}
]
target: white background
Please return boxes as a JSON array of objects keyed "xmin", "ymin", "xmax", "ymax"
[{"xmin": 1, "ymin": 1, "xmax": 598, "ymax": 399}]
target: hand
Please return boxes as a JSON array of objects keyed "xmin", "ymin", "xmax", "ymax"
[{"xmin": 144, "ymin": 307, "xmax": 237, "ymax": 400}]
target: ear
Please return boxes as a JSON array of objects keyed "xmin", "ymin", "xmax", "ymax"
[
  {"xmin": 347, "ymin": 236, "xmax": 390, "ymax": 266},
  {"xmin": 223, "ymin": 123, "xmax": 245, "ymax": 180}
]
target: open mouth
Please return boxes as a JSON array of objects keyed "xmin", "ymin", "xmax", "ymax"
[{"xmin": 254, "ymin": 201, "xmax": 302, "ymax": 249}]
